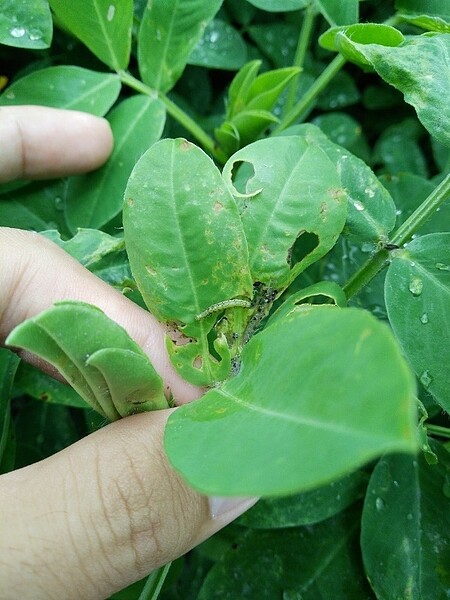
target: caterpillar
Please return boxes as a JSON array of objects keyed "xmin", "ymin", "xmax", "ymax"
[{"xmin": 195, "ymin": 298, "xmax": 252, "ymax": 320}]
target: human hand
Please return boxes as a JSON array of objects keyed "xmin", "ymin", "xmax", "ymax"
[{"xmin": 0, "ymin": 106, "xmax": 255, "ymax": 600}]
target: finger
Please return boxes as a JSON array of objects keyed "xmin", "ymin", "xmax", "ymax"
[
  {"xmin": 0, "ymin": 106, "xmax": 113, "ymax": 183},
  {"xmin": 0, "ymin": 410, "xmax": 256, "ymax": 599},
  {"xmin": 0, "ymin": 227, "xmax": 200, "ymax": 404}
]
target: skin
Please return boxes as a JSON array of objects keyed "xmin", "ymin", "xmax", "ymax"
[{"xmin": 0, "ymin": 106, "xmax": 255, "ymax": 600}]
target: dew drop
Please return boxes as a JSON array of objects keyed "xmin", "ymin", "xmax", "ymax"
[
  {"xmin": 209, "ymin": 30, "xmax": 219, "ymax": 43},
  {"xmin": 107, "ymin": 4, "xmax": 115, "ymax": 21},
  {"xmin": 155, "ymin": 27, "xmax": 162, "ymax": 41},
  {"xmin": 408, "ymin": 276, "xmax": 423, "ymax": 296},
  {"xmin": 10, "ymin": 27, "xmax": 26, "ymax": 38},
  {"xmin": 28, "ymin": 28, "xmax": 42, "ymax": 41},
  {"xmin": 353, "ymin": 200, "xmax": 365, "ymax": 211},
  {"xmin": 436, "ymin": 262, "xmax": 450, "ymax": 271},
  {"xmin": 395, "ymin": 208, "xmax": 402, "ymax": 216},
  {"xmin": 375, "ymin": 497, "xmax": 385, "ymax": 511},
  {"xmin": 406, "ymin": 513, "xmax": 413, "ymax": 520},
  {"xmin": 419, "ymin": 369, "xmax": 432, "ymax": 388},
  {"xmin": 420, "ymin": 312, "xmax": 429, "ymax": 324},
  {"xmin": 364, "ymin": 186, "xmax": 375, "ymax": 198}
]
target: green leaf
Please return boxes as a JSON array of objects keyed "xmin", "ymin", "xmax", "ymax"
[
  {"xmin": 13, "ymin": 401, "xmax": 79, "ymax": 468},
  {"xmin": 373, "ymin": 118, "xmax": 429, "ymax": 177},
  {"xmin": 227, "ymin": 60, "xmax": 262, "ymax": 119},
  {"xmin": 0, "ymin": 180, "xmax": 71, "ymax": 235},
  {"xmin": 137, "ymin": 0, "xmax": 223, "ymax": 93},
  {"xmin": 319, "ymin": 24, "xmax": 405, "ymax": 65},
  {"xmin": 197, "ymin": 507, "xmax": 374, "ymax": 599},
  {"xmin": 66, "ymin": 94, "xmax": 166, "ymax": 231},
  {"xmin": 6, "ymin": 301, "xmax": 168, "ymax": 421},
  {"xmin": 385, "ymin": 233, "xmax": 450, "ymax": 411},
  {"xmin": 239, "ymin": 470, "xmax": 368, "ymax": 528},
  {"xmin": 124, "ymin": 138, "xmax": 252, "ymax": 324},
  {"xmin": 244, "ymin": 0, "xmax": 308, "ymax": 11},
  {"xmin": 0, "ymin": 66, "xmax": 121, "ymax": 116},
  {"xmin": 13, "ymin": 362, "xmax": 88, "ymax": 410},
  {"xmin": 223, "ymin": 133, "xmax": 347, "ymax": 288},
  {"xmin": 0, "ymin": 0, "xmax": 52, "ymax": 49},
  {"xmin": 314, "ymin": 0, "xmax": 359, "ymax": 26},
  {"xmin": 0, "ymin": 349, "xmax": 20, "ymax": 467},
  {"xmin": 248, "ymin": 23, "xmax": 299, "ymax": 67},
  {"xmin": 283, "ymin": 124, "xmax": 396, "ymax": 243},
  {"xmin": 123, "ymin": 138, "xmax": 253, "ymax": 386},
  {"xmin": 165, "ymin": 306, "xmax": 417, "ymax": 496},
  {"xmin": 48, "ymin": 0, "xmax": 133, "ymax": 71},
  {"xmin": 323, "ymin": 31, "xmax": 450, "ymax": 147},
  {"xmin": 42, "ymin": 229, "xmax": 133, "ymax": 290},
  {"xmin": 361, "ymin": 444, "xmax": 450, "ymax": 599},
  {"xmin": 188, "ymin": 19, "xmax": 247, "ymax": 70},
  {"xmin": 246, "ymin": 67, "xmax": 301, "ymax": 112},
  {"xmin": 228, "ymin": 109, "xmax": 278, "ymax": 147},
  {"xmin": 397, "ymin": 11, "xmax": 450, "ymax": 33}
]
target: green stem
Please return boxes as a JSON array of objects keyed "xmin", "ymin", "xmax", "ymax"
[
  {"xmin": 426, "ymin": 424, "xmax": 450, "ymax": 440},
  {"xmin": 343, "ymin": 173, "xmax": 450, "ymax": 300},
  {"xmin": 390, "ymin": 173, "xmax": 450, "ymax": 247},
  {"xmin": 284, "ymin": 5, "xmax": 317, "ymax": 114},
  {"xmin": 119, "ymin": 71, "xmax": 226, "ymax": 164},
  {"xmin": 138, "ymin": 563, "xmax": 172, "ymax": 600},
  {"xmin": 273, "ymin": 53, "xmax": 346, "ymax": 133}
]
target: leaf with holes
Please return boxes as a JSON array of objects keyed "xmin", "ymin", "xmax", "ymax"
[
  {"xmin": 385, "ymin": 233, "xmax": 450, "ymax": 410},
  {"xmin": 123, "ymin": 138, "xmax": 253, "ymax": 385},
  {"xmin": 222, "ymin": 134, "xmax": 347, "ymax": 289},
  {"xmin": 165, "ymin": 306, "xmax": 417, "ymax": 496},
  {"xmin": 282, "ymin": 124, "xmax": 397, "ymax": 243}
]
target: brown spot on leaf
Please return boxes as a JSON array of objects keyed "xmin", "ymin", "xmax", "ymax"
[
  {"xmin": 214, "ymin": 201, "xmax": 224, "ymax": 212},
  {"xmin": 127, "ymin": 197, "xmax": 134, "ymax": 207},
  {"xmin": 180, "ymin": 139, "xmax": 192, "ymax": 151}
]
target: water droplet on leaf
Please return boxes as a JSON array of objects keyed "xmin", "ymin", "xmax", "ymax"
[
  {"xmin": 353, "ymin": 200, "xmax": 365, "ymax": 211},
  {"xmin": 107, "ymin": 4, "xmax": 115, "ymax": 21},
  {"xmin": 375, "ymin": 497, "xmax": 385, "ymax": 511},
  {"xmin": 10, "ymin": 27, "xmax": 26, "ymax": 38},
  {"xmin": 420, "ymin": 312, "xmax": 429, "ymax": 324},
  {"xmin": 28, "ymin": 28, "xmax": 42, "ymax": 41},
  {"xmin": 409, "ymin": 276, "xmax": 423, "ymax": 296}
]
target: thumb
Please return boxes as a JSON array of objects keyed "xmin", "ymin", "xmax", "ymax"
[{"xmin": 0, "ymin": 409, "xmax": 255, "ymax": 599}]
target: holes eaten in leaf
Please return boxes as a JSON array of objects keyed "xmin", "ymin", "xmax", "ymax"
[
  {"xmin": 287, "ymin": 231, "xmax": 319, "ymax": 268},
  {"xmin": 230, "ymin": 160, "xmax": 256, "ymax": 195}
]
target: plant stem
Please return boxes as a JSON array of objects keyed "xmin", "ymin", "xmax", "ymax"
[
  {"xmin": 343, "ymin": 173, "xmax": 450, "ymax": 300},
  {"xmin": 284, "ymin": 5, "xmax": 317, "ymax": 113},
  {"xmin": 273, "ymin": 53, "xmax": 346, "ymax": 133},
  {"xmin": 390, "ymin": 173, "xmax": 450, "ymax": 246},
  {"xmin": 137, "ymin": 563, "xmax": 172, "ymax": 600},
  {"xmin": 119, "ymin": 71, "xmax": 226, "ymax": 164},
  {"xmin": 426, "ymin": 424, "xmax": 450, "ymax": 440}
]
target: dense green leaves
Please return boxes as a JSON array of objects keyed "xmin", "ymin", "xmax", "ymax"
[
  {"xmin": 197, "ymin": 507, "xmax": 374, "ymax": 599},
  {"xmin": 66, "ymin": 94, "xmax": 166, "ymax": 230},
  {"xmin": 0, "ymin": 0, "xmax": 52, "ymax": 49},
  {"xmin": 48, "ymin": 0, "xmax": 133, "ymax": 71},
  {"xmin": 245, "ymin": 0, "xmax": 308, "ymax": 11},
  {"xmin": 165, "ymin": 306, "xmax": 417, "ymax": 496},
  {"xmin": 0, "ymin": 67, "xmax": 121, "ymax": 115},
  {"xmin": 223, "ymin": 134, "xmax": 347, "ymax": 288},
  {"xmin": 6, "ymin": 302, "xmax": 168, "ymax": 421},
  {"xmin": 138, "ymin": 0, "xmax": 223, "ymax": 92},
  {"xmin": 315, "ymin": 0, "xmax": 359, "ymax": 26},
  {"xmin": 385, "ymin": 233, "xmax": 450, "ymax": 410},
  {"xmin": 361, "ymin": 444, "xmax": 450, "ymax": 599}
]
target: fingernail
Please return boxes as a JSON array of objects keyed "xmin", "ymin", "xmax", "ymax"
[{"xmin": 208, "ymin": 496, "xmax": 259, "ymax": 521}]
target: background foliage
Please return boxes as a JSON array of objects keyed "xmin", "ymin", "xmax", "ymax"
[{"xmin": 1, "ymin": 0, "xmax": 449, "ymax": 598}]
